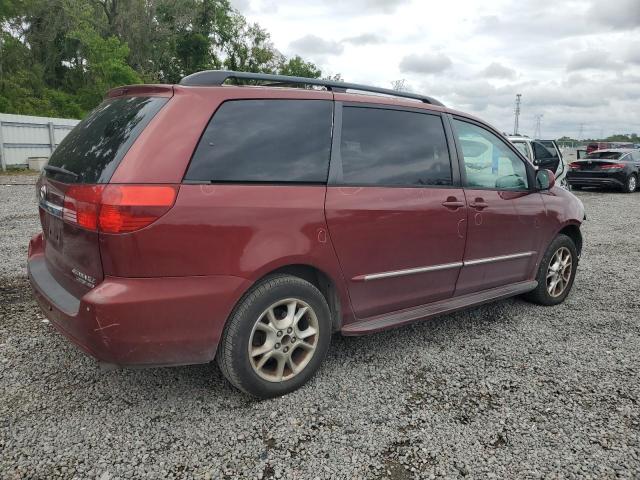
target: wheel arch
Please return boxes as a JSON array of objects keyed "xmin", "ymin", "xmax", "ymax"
[
  {"xmin": 248, "ymin": 263, "xmax": 345, "ymax": 332},
  {"xmin": 557, "ymin": 223, "xmax": 583, "ymax": 257}
]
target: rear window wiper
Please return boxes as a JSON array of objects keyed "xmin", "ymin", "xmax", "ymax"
[{"xmin": 43, "ymin": 165, "xmax": 79, "ymax": 179}]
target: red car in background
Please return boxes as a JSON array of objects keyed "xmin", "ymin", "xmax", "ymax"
[
  {"xmin": 28, "ymin": 71, "xmax": 585, "ymax": 397},
  {"xmin": 586, "ymin": 142, "xmax": 634, "ymax": 153}
]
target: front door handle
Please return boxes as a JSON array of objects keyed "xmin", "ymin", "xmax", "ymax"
[
  {"xmin": 469, "ymin": 198, "xmax": 488, "ymax": 210},
  {"xmin": 441, "ymin": 197, "xmax": 465, "ymax": 210}
]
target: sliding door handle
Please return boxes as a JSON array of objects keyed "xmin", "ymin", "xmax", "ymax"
[
  {"xmin": 469, "ymin": 198, "xmax": 488, "ymax": 210},
  {"xmin": 441, "ymin": 199, "xmax": 465, "ymax": 210}
]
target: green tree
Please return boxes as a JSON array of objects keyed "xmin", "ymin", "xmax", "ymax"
[
  {"xmin": 278, "ymin": 56, "xmax": 321, "ymax": 78},
  {"xmin": 68, "ymin": 27, "xmax": 141, "ymax": 110},
  {"xmin": 0, "ymin": 0, "xmax": 328, "ymax": 118}
]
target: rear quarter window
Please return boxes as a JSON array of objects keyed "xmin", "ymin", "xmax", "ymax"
[
  {"xmin": 46, "ymin": 96, "xmax": 168, "ymax": 183},
  {"xmin": 337, "ymin": 107, "xmax": 452, "ymax": 186},
  {"xmin": 185, "ymin": 99, "xmax": 333, "ymax": 183}
]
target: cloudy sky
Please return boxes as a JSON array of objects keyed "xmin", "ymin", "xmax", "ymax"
[{"xmin": 233, "ymin": 0, "xmax": 640, "ymax": 139}]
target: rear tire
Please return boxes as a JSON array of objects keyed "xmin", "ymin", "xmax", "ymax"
[
  {"xmin": 523, "ymin": 234, "xmax": 578, "ymax": 306},
  {"xmin": 623, "ymin": 174, "xmax": 637, "ymax": 193},
  {"xmin": 217, "ymin": 274, "xmax": 331, "ymax": 398}
]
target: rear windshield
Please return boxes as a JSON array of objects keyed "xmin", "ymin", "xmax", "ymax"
[
  {"xmin": 586, "ymin": 152, "xmax": 623, "ymax": 160},
  {"xmin": 46, "ymin": 96, "xmax": 168, "ymax": 183}
]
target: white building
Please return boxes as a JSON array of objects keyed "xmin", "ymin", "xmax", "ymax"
[{"xmin": 0, "ymin": 113, "xmax": 80, "ymax": 170}]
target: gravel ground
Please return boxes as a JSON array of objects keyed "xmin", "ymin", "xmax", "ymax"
[{"xmin": 1, "ymin": 175, "xmax": 639, "ymax": 479}]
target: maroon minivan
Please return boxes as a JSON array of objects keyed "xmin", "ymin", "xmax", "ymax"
[{"xmin": 28, "ymin": 71, "xmax": 585, "ymax": 397}]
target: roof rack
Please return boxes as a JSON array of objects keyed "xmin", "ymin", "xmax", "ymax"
[{"xmin": 179, "ymin": 70, "xmax": 445, "ymax": 107}]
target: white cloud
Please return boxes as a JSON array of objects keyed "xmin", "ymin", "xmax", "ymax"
[
  {"xmin": 399, "ymin": 53, "xmax": 452, "ymax": 74},
  {"xmin": 342, "ymin": 33, "xmax": 385, "ymax": 46},
  {"xmin": 566, "ymin": 49, "xmax": 622, "ymax": 71},
  {"xmin": 587, "ymin": 0, "xmax": 640, "ymax": 30},
  {"xmin": 288, "ymin": 35, "xmax": 344, "ymax": 56},
  {"xmin": 241, "ymin": 0, "xmax": 640, "ymax": 137},
  {"xmin": 482, "ymin": 62, "xmax": 516, "ymax": 79}
]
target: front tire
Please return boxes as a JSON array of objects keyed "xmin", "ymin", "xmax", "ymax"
[
  {"xmin": 524, "ymin": 234, "xmax": 578, "ymax": 306},
  {"xmin": 623, "ymin": 174, "xmax": 637, "ymax": 193},
  {"xmin": 217, "ymin": 274, "xmax": 331, "ymax": 398}
]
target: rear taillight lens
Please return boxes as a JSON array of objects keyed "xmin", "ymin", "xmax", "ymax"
[
  {"xmin": 62, "ymin": 185, "xmax": 178, "ymax": 234},
  {"xmin": 569, "ymin": 162, "xmax": 581, "ymax": 169},
  {"xmin": 599, "ymin": 163, "xmax": 625, "ymax": 169},
  {"xmin": 63, "ymin": 185, "xmax": 104, "ymax": 230},
  {"xmin": 99, "ymin": 185, "xmax": 178, "ymax": 233}
]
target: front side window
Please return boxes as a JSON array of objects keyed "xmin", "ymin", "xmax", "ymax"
[
  {"xmin": 185, "ymin": 100, "xmax": 333, "ymax": 183},
  {"xmin": 453, "ymin": 119, "xmax": 529, "ymax": 190},
  {"xmin": 338, "ymin": 107, "xmax": 452, "ymax": 186}
]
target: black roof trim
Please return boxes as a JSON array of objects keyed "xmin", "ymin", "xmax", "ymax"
[{"xmin": 179, "ymin": 70, "xmax": 445, "ymax": 107}]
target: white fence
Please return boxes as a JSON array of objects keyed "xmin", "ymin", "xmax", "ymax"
[{"xmin": 0, "ymin": 113, "xmax": 80, "ymax": 170}]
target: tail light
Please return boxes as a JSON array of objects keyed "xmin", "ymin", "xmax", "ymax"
[
  {"xmin": 599, "ymin": 163, "xmax": 625, "ymax": 170},
  {"xmin": 62, "ymin": 185, "xmax": 178, "ymax": 234},
  {"xmin": 568, "ymin": 162, "xmax": 581, "ymax": 169}
]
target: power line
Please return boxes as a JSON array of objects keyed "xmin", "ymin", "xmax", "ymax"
[
  {"xmin": 534, "ymin": 114, "xmax": 543, "ymax": 138},
  {"xmin": 513, "ymin": 94, "xmax": 522, "ymax": 135}
]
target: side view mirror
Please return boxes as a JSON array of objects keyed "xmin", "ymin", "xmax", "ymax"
[{"xmin": 536, "ymin": 169, "xmax": 556, "ymax": 190}]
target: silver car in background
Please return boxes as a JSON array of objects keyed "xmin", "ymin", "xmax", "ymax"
[{"xmin": 508, "ymin": 136, "xmax": 568, "ymax": 188}]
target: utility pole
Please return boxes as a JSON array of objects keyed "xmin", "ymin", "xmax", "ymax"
[
  {"xmin": 534, "ymin": 114, "xmax": 543, "ymax": 138},
  {"xmin": 391, "ymin": 79, "xmax": 408, "ymax": 91},
  {"xmin": 578, "ymin": 123, "xmax": 585, "ymax": 141},
  {"xmin": 513, "ymin": 94, "xmax": 522, "ymax": 135}
]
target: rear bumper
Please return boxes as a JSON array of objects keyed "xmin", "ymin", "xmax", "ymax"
[
  {"xmin": 566, "ymin": 173, "xmax": 626, "ymax": 188},
  {"xmin": 28, "ymin": 233, "xmax": 250, "ymax": 366}
]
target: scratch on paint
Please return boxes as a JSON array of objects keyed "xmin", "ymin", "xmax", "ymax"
[{"xmin": 94, "ymin": 323, "xmax": 120, "ymax": 332}]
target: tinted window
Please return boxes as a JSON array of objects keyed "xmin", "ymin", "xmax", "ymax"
[
  {"xmin": 185, "ymin": 100, "xmax": 332, "ymax": 183},
  {"xmin": 338, "ymin": 107, "xmax": 452, "ymax": 186},
  {"xmin": 47, "ymin": 96, "xmax": 168, "ymax": 183},
  {"xmin": 532, "ymin": 141, "xmax": 555, "ymax": 159},
  {"xmin": 538, "ymin": 140, "xmax": 559, "ymax": 155},
  {"xmin": 585, "ymin": 151, "xmax": 623, "ymax": 160},
  {"xmin": 453, "ymin": 119, "xmax": 528, "ymax": 190}
]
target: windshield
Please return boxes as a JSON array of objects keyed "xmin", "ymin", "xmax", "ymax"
[
  {"xmin": 586, "ymin": 152, "xmax": 624, "ymax": 160},
  {"xmin": 512, "ymin": 141, "xmax": 531, "ymax": 159},
  {"xmin": 46, "ymin": 96, "xmax": 168, "ymax": 183}
]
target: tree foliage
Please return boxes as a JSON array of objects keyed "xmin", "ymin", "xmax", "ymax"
[{"xmin": 0, "ymin": 0, "xmax": 325, "ymax": 118}]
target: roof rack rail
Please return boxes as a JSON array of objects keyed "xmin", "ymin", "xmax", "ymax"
[{"xmin": 179, "ymin": 70, "xmax": 445, "ymax": 107}]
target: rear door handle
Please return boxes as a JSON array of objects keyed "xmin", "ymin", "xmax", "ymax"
[
  {"xmin": 441, "ymin": 198, "xmax": 465, "ymax": 210},
  {"xmin": 469, "ymin": 199, "xmax": 488, "ymax": 210}
]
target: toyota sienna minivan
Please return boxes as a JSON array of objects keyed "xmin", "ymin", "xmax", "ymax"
[{"xmin": 28, "ymin": 71, "xmax": 585, "ymax": 398}]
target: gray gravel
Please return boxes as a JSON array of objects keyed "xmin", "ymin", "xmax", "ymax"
[
  {"xmin": 1, "ymin": 175, "xmax": 639, "ymax": 479},
  {"xmin": 0, "ymin": 174, "xmax": 40, "ymax": 279}
]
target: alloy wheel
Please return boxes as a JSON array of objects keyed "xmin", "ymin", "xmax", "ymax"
[
  {"xmin": 546, "ymin": 246, "xmax": 573, "ymax": 298},
  {"xmin": 248, "ymin": 298, "xmax": 319, "ymax": 382},
  {"xmin": 628, "ymin": 176, "xmax": 637, "ymax": 192}
]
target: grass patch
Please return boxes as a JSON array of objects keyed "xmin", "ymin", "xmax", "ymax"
[{"xmin": 0, "ymin": 166, "xmax": 40, "ymax": 176}]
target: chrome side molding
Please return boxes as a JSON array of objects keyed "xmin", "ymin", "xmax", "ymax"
[
  {"xmin": 463, "ymin": 251, "xmax": 536, "ymax": 266},
  {"xmin": 357, "ymin": 262, "xmax": 463, "ymax": 282},
  {"xmin": 354, "ymin": 251, "xmax": 536, "ymax": 282}
]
